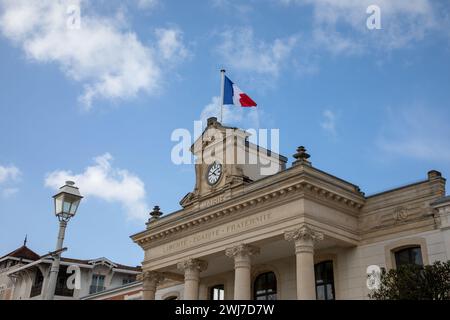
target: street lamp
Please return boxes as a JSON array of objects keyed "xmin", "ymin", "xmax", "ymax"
[{"xmin": 44, "ymin": 181, "xmax": 83, "ymax": 300}]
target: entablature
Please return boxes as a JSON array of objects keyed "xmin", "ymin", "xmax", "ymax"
[{"xmin": 132, "ymin": 165, "xmax": 366, "ymax": 250}]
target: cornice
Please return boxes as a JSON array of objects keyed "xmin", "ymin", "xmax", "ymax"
[
  {"xmin": 133, "ymin": 179, "xmax": 365, "ymax": 248},
  {"xmin": 146, "ymin": 162, "xmax": 364, "ymax": 231},
  {"xmin": 358, "ymin": 219, "xmax": 436, "ymax": 244}
]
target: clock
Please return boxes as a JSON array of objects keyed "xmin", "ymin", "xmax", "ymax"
[{"xmin": 206, "ymin": 162, "xmax": 222, "ymax": 186}]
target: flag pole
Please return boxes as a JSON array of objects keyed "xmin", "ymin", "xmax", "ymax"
[{"xmin": 220, "ymin": 69, "xmax": 225, "ymax": 123}]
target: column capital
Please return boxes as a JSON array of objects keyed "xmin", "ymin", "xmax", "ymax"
[
  {"xmin": 140, "ymin": 270, "xmax": 164, "ymax": 300},
  {"xmin": 284, "ymin": 224, "xmax": 324, "ymax": 244},
  {"xmin": 177, "ymin": 258, "xmax": 208, "ymax": 273},
  {"xmin": 225, "ymin": 244, "xmax": 260, "ymax": 259},
  {"xmin": 177, "ymin": 259, "xmax": 206, "ymax": 300},
  {"xmin": 226, "ymin": 244, "xmax": 258, "ymax": 300},
  {"xmin": 140, "ymin": 270, "xmax": 165, "ymax": 285},
  {"xmin": 286, "ymin": 225, "xmax": 321, "ymax": 300}
]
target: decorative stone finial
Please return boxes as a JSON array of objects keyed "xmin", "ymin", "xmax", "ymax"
[
  {"xmin": 207, "ymin": 117, "xmax": 218, "ymax": 127},
  {"xmin": 150, "ymin": 205, "xmax": 162, "ymax": 218},
  {"xmin": 146, "ymin": 205, "xmax": 163, "ymax": 227},
  {"xmin": 293, "ymin": 146, "xmax": 311, "ymax": 166}
]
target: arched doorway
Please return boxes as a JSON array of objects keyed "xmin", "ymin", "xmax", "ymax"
[{"xmin": 253, "ymin": 272, "xmax": 277, "ymax": 300}]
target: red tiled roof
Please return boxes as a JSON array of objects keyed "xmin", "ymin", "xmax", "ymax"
[
  {"xmin": 115, "ymin": 263, "xmax": 142, "ymax": 272},
  {"xmin": 1, "ymin": 246, "xmax": 141, "ymax": 272},
  {"xmin": 0, "ymin": 245, "xmax": 40, "ymax": 261},
  {"xmin": 59, "ymin": 257, "xmax": 141, "ymax": 271}
]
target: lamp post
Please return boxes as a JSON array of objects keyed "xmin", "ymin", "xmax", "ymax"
[{"xmin": 44, "ymin": 181, "xmax": 83, "ymax": 300}]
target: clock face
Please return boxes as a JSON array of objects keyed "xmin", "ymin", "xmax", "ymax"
[{"xmin": 207, "ymin": 162, "xmax": 222, "ymax": 186}]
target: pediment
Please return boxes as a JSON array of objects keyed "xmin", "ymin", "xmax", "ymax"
[{"xmin": 88, "ymin": 257, "xmax": 117, "ymax": 268}]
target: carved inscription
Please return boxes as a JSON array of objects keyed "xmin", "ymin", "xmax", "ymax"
[
  {"xmin": 199, "ymin": 195, "xmax": 225, "ymax": 209},
  {"xmin": 161, "ymin": 212, "xmax": 273, "ymax": 254}
]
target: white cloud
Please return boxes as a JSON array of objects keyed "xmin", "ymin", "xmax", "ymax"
[
  {"xmin": 200, "ymin": 96, "xmax": 242, "ymax": 124},
  {"xmin": 0, "ymin": 164, "xmax": 20, "ymax": 183},
  {"xmin": 45, "ymin": 153, "xmax": 149, "ymax": 221},
  {"xmin": 0, "ymin": 164, "xmax": 21, "ymax": 198},
  {"xmin": 2, "ymin": 187, "xmax": 18, "ymax": 198},
  {"xmin": 280, "ymin": 0, "xmax": 439, "ymax": 53},
  {"xmin": 0, "ymin": 0, "xmax": 188, "ymax": 108},
  {"xmin": 155, "ymin": 28, "xmax": 189, "ymax": 63},
  {"xmin": 137, "ymin": 0, "xmax": 158, "ymax": 9},
  {"xmin": 216, "ymin": 27, "xmax": 298, "ymax": 77},
  {"xmin": 199, "ymin": 96, "xmax": 259, "ymax": 129},
  {"xmin": 211, "ymin": 0, "xmax": 252, "ymax": 16},
  {"xmin": 312, "ymin": 27, "xmax": 363, "ymax": 56},
  {"xmin": 320, "ymin": 109, "xmax": 337, "ymax": 137},
  {"xmin": 377, "ymin": 106, "xmax": 450, "ymax": 162}
]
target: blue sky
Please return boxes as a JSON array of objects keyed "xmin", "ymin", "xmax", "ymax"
[{"xmin": 0, "ymin": 0, "xmax": 450, "ymax": 266}]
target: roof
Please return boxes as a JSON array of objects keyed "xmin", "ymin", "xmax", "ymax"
[
  {"xmin": 80, "ymin": 280, "xmax": 142, "ymax": 300},
  {"xmin": 0, "ymin": 245, "xmax": 141, "ymax": 272},
  {"xmin": 59, "ymin": 257, "xmax": 141, "ymax": 272},
  {"xmin": 0, "ymin": 245, "xmax": 40, "ymax": 261},
  {"xmin": 245, "ymin": 140, "xmax": 288, "ymax": 162}
]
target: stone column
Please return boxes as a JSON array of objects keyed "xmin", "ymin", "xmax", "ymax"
[
  {"xmin": 177, "ymin": 259, "xmax": 208, "ymax": 300},
  {"xmin": 141, "ymin": 271, "xmax": 164, "ymax": 300},
  {"xmin": 285, "ymin": 225, "xmax": 323, "ymax": 300},
  {"xmin": 226, "ymin": 244, "xmax": 260, "ymax": 300}
]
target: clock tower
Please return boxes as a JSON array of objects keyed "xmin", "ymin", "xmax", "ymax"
[{"xmin": 179, "ymin": 117, "xmax": 287, "ymax": 210}]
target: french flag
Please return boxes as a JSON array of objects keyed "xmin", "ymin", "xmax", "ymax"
[{"xmin": 223, "ymin": 76, "xmax": 257, "ymax": 107}]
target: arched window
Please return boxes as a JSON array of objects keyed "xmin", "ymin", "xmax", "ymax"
[
  {"xmin": 30, "ymin": 269, "xmax": 44, "ymax": 298},
  {"xmin": 210, "ymin": 284, "xmax": 224, "ymax": 300},
  {"xmin": 253, "ymin": 272, "xmax": 277, "ymax": 300},
  {"xmin": 394, "ymin": 246, "xmax": 423, "ymax": 267},
  {"xmin": 314, "ymin": 260, "xmax": 335, "ymax": 300}
]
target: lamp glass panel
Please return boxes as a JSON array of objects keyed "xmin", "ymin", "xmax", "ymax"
[
  {"xmin": 63, "ymin": 200, "xmax": 72, "ymax": 214},
  {"xmin": 69, "ymin": 200, "xmax": 80, "ymax": 214},
  {"xmin": 55, "ymin": 196, "xmax": 63, "ymax": 214}
]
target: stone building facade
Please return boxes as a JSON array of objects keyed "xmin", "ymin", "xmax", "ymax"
[
  {"xmin": 131, "ymin": 118, "xmax": 450, "ymax": 300},
  {"xmin": 0, "ymin": 245, "xmax": 141, "ymax": 300}
]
